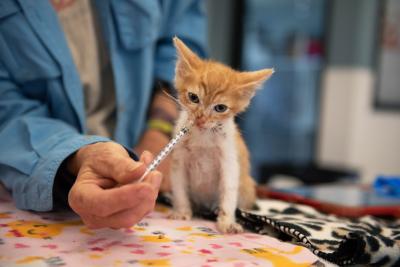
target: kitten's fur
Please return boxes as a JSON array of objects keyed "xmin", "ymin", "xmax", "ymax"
[{"xmin": 169, "ymin": 37, "xmax": 273, "ymax": 234}]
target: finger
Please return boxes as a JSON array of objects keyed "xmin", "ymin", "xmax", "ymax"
[
  {"xmin": 70, "ymin": 181, "xmax": 157, "ymax": 218},
  {"xmin": 85, "ymin": 152, "xmax": 147, "ymax": 185},
  {"xmin": 80, "ymin": 142, "xmax": 131, "ymax": 177},
  {"xmin": 112, "ymin": 157, "xmax": 147, "ymax": 184},
  {"xmin": 143, "ymin": 171, "xmax": 163, "ymax": 193},
  {"xmin": 140, "ymin": 150, "xmax": 154, "ymax": 166},
  {"xmin": 82, "ymin": 196, "xmax": 157, "ymax": 229}
]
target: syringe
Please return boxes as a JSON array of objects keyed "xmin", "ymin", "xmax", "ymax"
[{"xmin": 137, "ymin": 122, "xmax": 192, "ymax": 183}]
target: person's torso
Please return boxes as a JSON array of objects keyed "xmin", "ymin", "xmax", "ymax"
[
  {"xmin": 54, "ymin": 0, "xmax": 116, "ymax": 138},
  {"xmin": 0, "ymin": 0, "xmax": 163, "ymax": 147}
]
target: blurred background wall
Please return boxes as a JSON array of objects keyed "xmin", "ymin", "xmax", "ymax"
[
  {"xmin": 206, "ymin": 0, "xmax": 400, "ymax": 185},
  {"xmin": 318, "ymin": 0, "xmax": 400, "ymax": 183}
]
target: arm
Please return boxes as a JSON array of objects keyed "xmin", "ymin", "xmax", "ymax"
[
  {"xmin": 0, "ymin": 0, "xmax": 163, "ymax": 227},
  {"xmin": 134, "ymin": 81, "xmax": 178, "ymax": 193}
]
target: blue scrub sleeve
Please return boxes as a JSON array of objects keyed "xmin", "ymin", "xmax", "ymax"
[{"xmin": 0, "ymin": 64, "xmax": 111, "ymax": 211}]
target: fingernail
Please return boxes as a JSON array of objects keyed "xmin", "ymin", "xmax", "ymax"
[{"xmin": 141, "ymin": 150, "xmax": 153, "ymax": 165}]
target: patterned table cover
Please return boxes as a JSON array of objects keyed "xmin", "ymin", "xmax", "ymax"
[{"xmin": 0, "ymin": 189, "xmax": 320, "ymax": 267}]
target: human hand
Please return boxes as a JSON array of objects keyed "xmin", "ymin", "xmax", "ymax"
[
  {"xmin": 67, "ymin": 142, "xmax": 162, "ymax": 229},
  {"xmin": 135, "ymin": 129, "xmax": 172, "ymax": 193}
]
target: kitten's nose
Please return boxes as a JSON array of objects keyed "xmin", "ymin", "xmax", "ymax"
[{"xmin": 195, "ymin": 116, "xmax": 206, "ymax": 128}]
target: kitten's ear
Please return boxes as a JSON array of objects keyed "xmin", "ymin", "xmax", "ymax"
[
  {"xmin": 237, "ymin": 68, "xmax": 274, "ymax": 97},
  {"xmin": 174, "ymin": 37, "xmax": 202, "ymax": 77},
  {"xmin": 238, "ymin": 68, "xmax": 274, "ymax": 90}
]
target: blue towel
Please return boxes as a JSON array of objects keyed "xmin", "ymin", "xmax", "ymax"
[{"xmin": 373, "ymin": 175, "xmax": 400, "ymax": 198}]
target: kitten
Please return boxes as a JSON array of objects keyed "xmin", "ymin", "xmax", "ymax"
[{"xmin": 169, "ymin": 37, "xmax": 273, "ymax": 234}]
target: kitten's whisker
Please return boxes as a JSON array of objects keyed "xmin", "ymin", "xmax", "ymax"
[
  {"xmin": 161, "ymin": 89, "xmax": 181, "ymax": 105},
  {"xmin": 235, "ymin": 114, "xmax": 246, "ymax": 121},
  {"xmin": 238, "ymin": 128, "xmax": 249, "ymax": 136},
  {"xmin": 175, "ymin": 99, "xmax": 185, "ymax": 110},
  {"xmin": 161, "ymin": 89, "xmax": 188, "ymax": 113}
]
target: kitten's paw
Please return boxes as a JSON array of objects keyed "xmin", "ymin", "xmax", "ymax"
[
  {"xmin": 216, "ymin": 218, "xmax": 243, "ymax": 234},
  {"xmin": 168, "ymin": 210, "xmax": 192, "ymax": 221}
]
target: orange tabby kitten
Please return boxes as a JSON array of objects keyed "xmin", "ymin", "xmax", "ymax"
[{"xmin": 169, "ymin": 37, "xmax": 273, "ymax": 234}]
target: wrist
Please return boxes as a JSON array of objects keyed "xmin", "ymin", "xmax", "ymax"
[
  {"xmin": 66, "ymin": 150, "xmax": 83, "ymax": 176},
  {"xmin": 147, "ymin": 118, "xmax": 174, "ymax": 138}
]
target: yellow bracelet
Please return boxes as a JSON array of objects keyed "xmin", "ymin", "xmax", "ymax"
[{"xmin": 147, "ymin": 119, "xmax": 174, "ymax": 137}]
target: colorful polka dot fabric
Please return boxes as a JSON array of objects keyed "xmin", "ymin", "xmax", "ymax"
[{"xmin": 0, "ymin": 187, "xmax": 321, "ymax": 267}]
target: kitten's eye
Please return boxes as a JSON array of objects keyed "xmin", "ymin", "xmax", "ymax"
[
  {"xmin": 188, "ymin": 92, "xmax": 200, "ymax": 103},
  {"xmin": 214, "ymin": 104, "xmax": 228, "ymax": 113}
]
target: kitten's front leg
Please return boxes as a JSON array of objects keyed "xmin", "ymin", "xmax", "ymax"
[
  {"xmin": 217, "ymin": 145, "xmax": 243, "ymax": 234},
  {"xmin": 169, "ymin": 150, "xmax": 192, "ymax": 220}
]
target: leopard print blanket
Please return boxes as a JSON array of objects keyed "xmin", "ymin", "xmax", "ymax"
[
  {"xmin": 158, "ymin": 195, "xmax": 400, "ymax": 266},
  {"xmin": 237, "ymin": 200, "xmax": 400, "ymax": 267}
]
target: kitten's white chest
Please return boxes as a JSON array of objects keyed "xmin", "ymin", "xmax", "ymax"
[
  {"xmin": 179, "ymin": 130, "xmax": 225, "ymax": 209},
  {"xmin": 172, "ymin": 112, "xmax": 239, "ymax": 211}
]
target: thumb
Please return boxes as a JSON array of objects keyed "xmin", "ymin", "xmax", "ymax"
[{"xmin": 113, "ymin": 157, "xmax": 147, "ymax": 184}]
